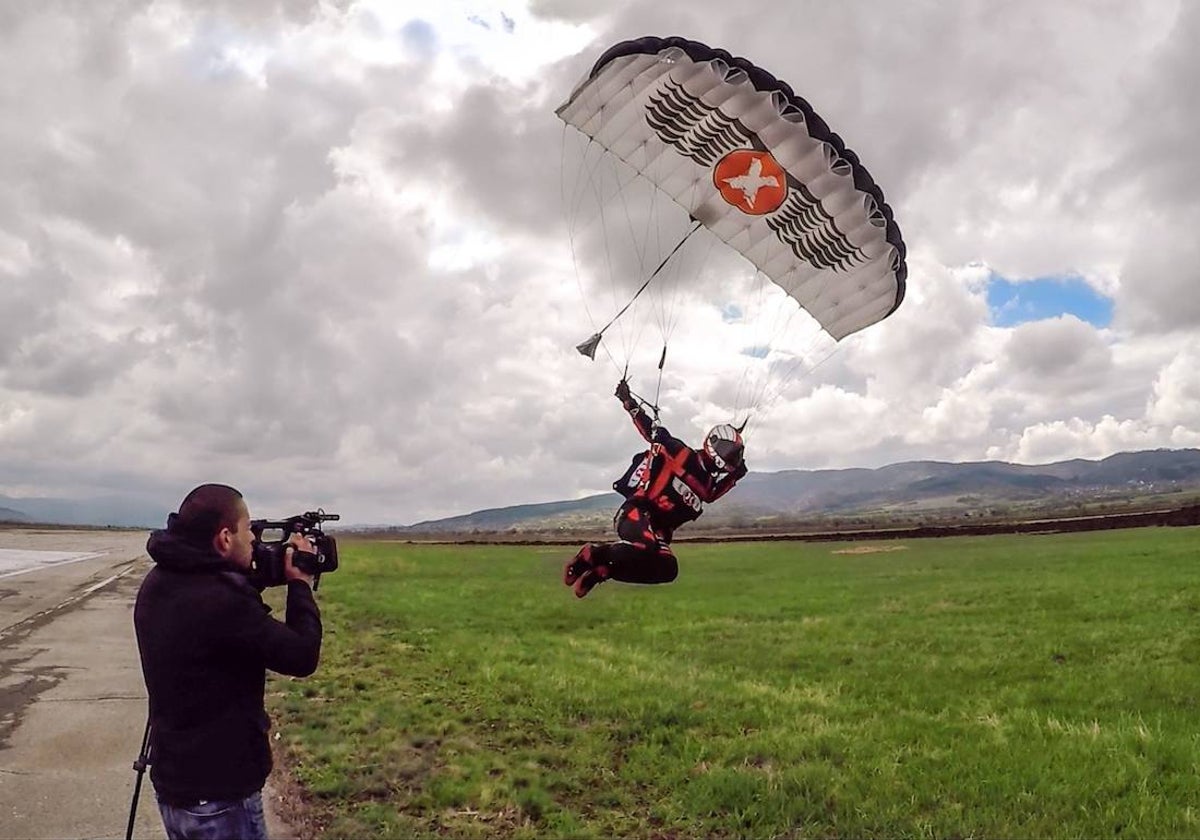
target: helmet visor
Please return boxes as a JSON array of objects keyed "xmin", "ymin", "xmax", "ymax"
[{"xmin": 704, "ymin": 425, "xmax": 744, "ymax": 471}]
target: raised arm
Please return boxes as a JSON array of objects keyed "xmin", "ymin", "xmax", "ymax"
[
  {"xmin": 616, "ymin": 379, "xmax": 656, "ymax": 443},
  {"xmin": 220, "ymin": 580, "xmax": 322, "ymax": 677},
  {"xmin": 700, "ymin": 459, "xmax": 748, "ymax": 503}
]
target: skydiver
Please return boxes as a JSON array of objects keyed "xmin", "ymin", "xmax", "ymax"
[{"xmin": 563, "ymin": 379, "xmax": 749, "ymax": 598}]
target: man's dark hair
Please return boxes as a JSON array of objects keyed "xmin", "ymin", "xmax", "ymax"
[{"xmin": 173, "ymin": 484, "xmax": 244, "ymax": 543}]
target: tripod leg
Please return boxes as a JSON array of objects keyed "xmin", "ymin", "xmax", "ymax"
[{"xmin": 125, "ymin": 718, "xmax": 153, "ymax": 840}]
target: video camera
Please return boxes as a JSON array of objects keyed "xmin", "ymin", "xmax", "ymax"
[{"xmin": 250, "ymin": 510, "xmax": 340, "ymax": 590}]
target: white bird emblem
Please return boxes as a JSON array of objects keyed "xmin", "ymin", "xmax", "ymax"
[{"xmin": 722, "ymin": 157, "xmax": 780, "ymax": 209}]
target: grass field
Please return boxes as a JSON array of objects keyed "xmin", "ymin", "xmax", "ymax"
[{"xmin": 269, "ymin": 527, "xmax": 1200, "ymax": 838}]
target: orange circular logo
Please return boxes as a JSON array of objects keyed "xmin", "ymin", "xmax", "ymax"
[{"xmin": 713, "ymin": 149, "xmax": 788, "ymax": 215}]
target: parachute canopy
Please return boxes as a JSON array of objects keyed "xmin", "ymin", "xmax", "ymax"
[{"xmin": 556, "ymin": 36, "xmax": 906, "ymax": 342}]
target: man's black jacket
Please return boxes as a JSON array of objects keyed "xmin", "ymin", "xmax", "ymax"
[{"xmin": 134, "ymin": 528, "xmax": 322, "ymax": 804}]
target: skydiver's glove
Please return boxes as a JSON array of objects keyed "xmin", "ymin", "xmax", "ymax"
[{"xmin": 615, "ymin": 379, "xmax": 635, "ymax": 410}]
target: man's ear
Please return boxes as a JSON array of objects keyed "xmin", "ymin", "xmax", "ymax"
[{"xmin": 212, "ymin": 527, "xmax": 232, "ymax": 558}]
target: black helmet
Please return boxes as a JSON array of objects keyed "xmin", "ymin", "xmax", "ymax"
[{"xmin": 703, "ymin": 424, "xmax": 744, "ymax": 471}]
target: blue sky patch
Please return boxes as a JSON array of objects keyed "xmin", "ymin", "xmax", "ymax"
[
  {"xmin": 987, "ymin": 275, "xmax": 1113, "ymax": 328},
  {"xmin": 400, "ymin": 19, "xmax": 437, "ymax": 58}
]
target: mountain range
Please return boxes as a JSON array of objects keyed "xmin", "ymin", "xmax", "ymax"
[
  {"xmin": 3, "ymin": 449, "xmax": 1200, "ymax": 532},
  {"xmin": 0, "ymin": 494, "xmax": 167, "ymax": 528},
  {"xmin": 391, "ymin": 448, "xmax": 1200, "ymax": 535}
]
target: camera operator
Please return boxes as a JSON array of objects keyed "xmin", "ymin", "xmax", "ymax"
[{"xmin": 134, "ymin": 483, "xmax": 322, "ymax": 840}]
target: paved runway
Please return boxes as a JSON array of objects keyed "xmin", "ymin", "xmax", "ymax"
[
  {"xmin": 0, "ymin": 548, "xmax": 103, "ymax": 579},
  {"xmin": 0, "ymin": 528, "xmax": 298, "ymax": 839}
]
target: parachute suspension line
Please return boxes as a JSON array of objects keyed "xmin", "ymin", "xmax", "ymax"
[
  {"xmin": 562, "ymin": 127, "xmax": 602, "ymax": 337},
  {"xmin": 605, "ymin": 152, "xmax": 644, "ymax": 365},
  {"xmin": 575, "ymin": 142, "xmax": 647, "ymax": 368},
  {"xmin": 731, "ymin": 268, "xmax": 787, "ymax": 417},
  {"xmin": 729, "ymin": 268, "xmax": 835, "ymax": 418},
  {"xmin": 652, "ymin": 343, "xmax": 668, "ymax": 421},
  {"xmin": 565, "ymin": 137, "xmax": 616, "ymax": 354},
  {"xmin": 655, "ymin": 176, "xmax": 708, "ymax": 364},
  {"xmin": 653, "ymin": 179, "xmax": 699, "ymax": 353},
  {"xmin": 649, "ymin": 185, "xmax": 675, "ymax": 344},
  {"xmin": 731, "ymin": 270, "xmax": 766, "ymax": 417},
  {"xmin": 577, "ymin": 142, "xmax": 659, "ymax": 366},
  {"xmin": 604, "ymin": 140, "xmax": 664, "ymax": 365},
  {"xmin": 612, "ymin": 216, "xmax": 699, "ymax": 339},
  {"xmin": 566, "ymin": 141, "xmax": 646, "ymax": 377},
  {"xmin": 596, "ymin": 148, "xmax": 633, "ymax": 362},
  {"xmin": 754, "ymin": 338, "xmax": 843, "ymax": 418},
  {"xmin": 752, "ymin": 296, "xmax": 798, "ymax": 411},
  {"xmin": 576, "ymin": 219, "xmax": 703, "ymax": 359}
]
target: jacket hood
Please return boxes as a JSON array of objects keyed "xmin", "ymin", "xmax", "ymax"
[{"xmin": 145, "ymin": 524, "xmax": 232, "ymax": 573}]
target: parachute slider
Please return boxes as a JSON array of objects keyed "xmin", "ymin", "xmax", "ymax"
[{"xmin": 576, "ymin": 333, "xmax": 602, "ymax": 359}]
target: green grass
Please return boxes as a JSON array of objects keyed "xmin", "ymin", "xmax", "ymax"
[{"xmin": 268, "ymin": 528, "xmax": 1200, "ymax": 838}]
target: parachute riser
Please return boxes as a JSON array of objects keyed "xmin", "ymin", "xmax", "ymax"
[{"xmin": 575, "ymin": 219, "xmax": 703, "ymax": 360}]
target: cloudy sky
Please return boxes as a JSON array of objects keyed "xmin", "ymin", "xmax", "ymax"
[{"xmin": 1, "ymin": 0, "xmax": 1197, "ymax": 526}]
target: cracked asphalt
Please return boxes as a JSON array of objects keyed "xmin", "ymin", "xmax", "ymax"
[{"xmin": 0, "ymin": 529, "xmax": 296, "ymax": 840}]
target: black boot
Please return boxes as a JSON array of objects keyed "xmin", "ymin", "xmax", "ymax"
[{"xmin": 563, "ymin": 543, "xmax": 597, "ymax": 586}]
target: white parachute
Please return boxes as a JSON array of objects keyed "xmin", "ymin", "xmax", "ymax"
[{"xmin": 557, "ymin": 36, "xmax": 907, "ymax": 426}]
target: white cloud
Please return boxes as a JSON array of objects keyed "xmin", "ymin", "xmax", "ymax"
[
  {"xmin": 0, "ymin": 0, "xmax": 1197, "ymax": 524},
  {"xmin": 1147, "ymin": 343, "xmax": 1200, "ymax": 432},
  {"xmin": 1010, "ymin": 416, "xmax": 1172, "ymax": 465},
  {"xmin": 1003, "ymin": 316, "xmax": 1113, "ymax": 392}
]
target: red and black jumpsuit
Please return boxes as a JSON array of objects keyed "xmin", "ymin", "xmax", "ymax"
[{"xmin": 595, "ymin": 396, "xmax": 747, "ymax": 584}]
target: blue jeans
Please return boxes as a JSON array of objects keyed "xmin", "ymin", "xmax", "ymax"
[{"xmin": 157, "ymin": 790, "xmax": 268, "ymax": 840}]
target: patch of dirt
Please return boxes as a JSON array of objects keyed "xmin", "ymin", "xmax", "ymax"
[
  {"xmin": 267, "ymin": 738, "xmax": 328, "ymax": 840},
  {"xmin": 831, "ymin": 545, "xmax": 909, "ymax": 555}
]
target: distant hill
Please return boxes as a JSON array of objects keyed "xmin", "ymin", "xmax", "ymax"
[
  {"xmin": 728, "ymin": 449, "xmax": 1200, "ymax": 513},
  {"xmin": 0, "ymin": 506, "xmax": 31, "ymax": 523},
  {"xmin": 383, "ymin": 448, "xmax": 1200, "ymax": 536},
  {"xmin": 405, "ymin": 494, "xmax": 616, "ymax": 532},
  {"xmin": 5, "ymin": 449, "xmax": 1200, "ymax": 534},
  {"xmin": 0, "ymin": 494, "xmax": 165, "ymax": 528}
]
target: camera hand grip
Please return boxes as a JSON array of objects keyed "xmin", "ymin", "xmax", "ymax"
[{"xmin": 289, "ymin": 548, "xmax": 321, "ymax": 575}]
